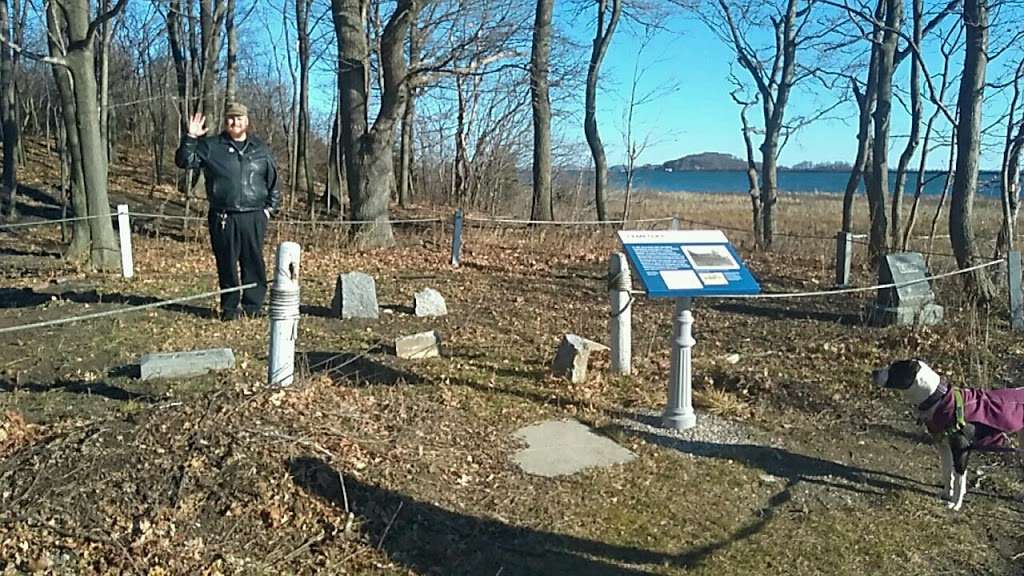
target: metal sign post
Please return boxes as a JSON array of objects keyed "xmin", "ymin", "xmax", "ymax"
[
  {"xmin": 664, "ymin": 297, "xmax": 696, "ymax": 430},
  {"xmin": 617, "ymin": 230, "xmax": 760, "ymax": 431}
]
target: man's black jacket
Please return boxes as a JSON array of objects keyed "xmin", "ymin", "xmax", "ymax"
[{"xmin": 175, "ymin": 133, "xmax": 281, "ymax": 213}]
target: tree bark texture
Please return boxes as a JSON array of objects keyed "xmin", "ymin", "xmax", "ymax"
[
  {"xmin": 584, "ymin": 0, "xmax": 620, "ymax": 222},
  {"xmin": 949, "ymin": 0, "xmax": 995, "ymax": 301},
  {"xmin": 530, "ymin": 0, "xmax": 553, "ymax": 222}
]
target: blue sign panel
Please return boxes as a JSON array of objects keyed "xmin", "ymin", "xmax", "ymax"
[{"xmin": 618, "ymin": 230, "xmax": 761, "ymax": 298}]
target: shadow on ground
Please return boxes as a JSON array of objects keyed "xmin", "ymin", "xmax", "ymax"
[
  {"xmin": 290, "ymin": 456, "xmax": 681, "ymax": 575},
  {"xmin": 300, "ymin": 351, "xmax": 421, "ymax": 386},
  {"xmin": 0, "ymin": 288, "xmax": 214, "ymax": 319},
  {"xmin": 0, "ymin": 376, "xmax": 154, "ymax": 402}
]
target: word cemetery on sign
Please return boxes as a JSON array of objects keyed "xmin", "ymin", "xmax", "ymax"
[{"xmin": 618, "ymin": 230, "xmax": 761, "ymax": 298}]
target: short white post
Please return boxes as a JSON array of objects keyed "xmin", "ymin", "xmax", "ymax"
[
  {"xmin": 268, "ymin": 242, "xmax": 302, "ymax": 387},
  {"xmin": 608, "ymin": 252, "xmax": 632, "ymax": 375},
  {"xmin": 117, "ymin": 204, "xmax": 134, "ymax": 279},
  {"xmin": 663, "ymin": 297, "xmax": 696, "ymax": 431},
  {"xmin": 835, "ymin": 231, "xmax": 852, "ymax": 287}
]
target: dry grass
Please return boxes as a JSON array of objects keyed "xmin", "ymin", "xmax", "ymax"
[{"xmin": 1, "ymin": 149, "xmax": 1023, "ymax": 574}]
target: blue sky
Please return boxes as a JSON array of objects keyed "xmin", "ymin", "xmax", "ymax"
[
  {"xmin": 576, "ymin": 9, "xmax": 1012, "ymax": 171},
  {"xmin": 276, "ymin": 2, "xmax": 1015, "ymax": 172}
]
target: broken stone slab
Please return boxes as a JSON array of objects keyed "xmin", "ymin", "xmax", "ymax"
[
  {"xmin": 511, "ymin": 419, "xmax": 636, "ymax": 477},
  {"xmin": 137, "ymin": 348, "xmax": 235, "ymax": 381},
  {"xmin": 551, "ymin": 334, "xmax": 609, "ymax": 384},
  {"xmin": 413, "ymin": 288, "xmax": 448, "ymax": 317},
  {"xmin": 332, "ymin": 272, "xmax": 379, "ymax": 319},
  {"xmin": 396, "ymin": 330, "xmax": 441, "ymax": 359}
]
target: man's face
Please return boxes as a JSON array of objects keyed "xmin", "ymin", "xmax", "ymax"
[{"xmin": 225, "ymin": 114, "xmax": 249, "ymax": 140}]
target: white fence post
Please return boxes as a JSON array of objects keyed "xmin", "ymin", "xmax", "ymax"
[
  {"xmin": 117, "ymin": 204, "xmax": 134, "ymax": 279},
  {"xmin": 609, "ymin": 251, "xmax": 632, "ymax": 376},
  {"xmin": 268, "ymin": 242, "xmax": 302, "ymax": 387}
]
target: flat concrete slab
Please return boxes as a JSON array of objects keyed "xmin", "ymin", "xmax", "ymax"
[
  {"xmin": 138, "ymin": 348, "xmax": 235, "ymax": 381},
  {"xmin": 511, "ymin": 419, "xmax": 636, "ymax": 477}
]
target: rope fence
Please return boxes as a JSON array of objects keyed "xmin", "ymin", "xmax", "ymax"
[{"xmin": 0, "ymin": 283, "xmax": 258, "ymax": 335}]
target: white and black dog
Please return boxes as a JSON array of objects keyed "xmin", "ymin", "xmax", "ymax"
[{"xmin": 873, "ymin": 359, "xmax": 1024, "ymax": 510}]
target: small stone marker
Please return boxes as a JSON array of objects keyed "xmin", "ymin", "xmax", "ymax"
[
  {"xmin": 138, "ymin": 348, "xmax": 235, "ymax": 381},
  {"xmin": 332, "ymin": 272, "xmax": 379, "ymax": 319},
  {"xmin": 869, "ymin": 252, "xmax": 944, "ymax": 326},
  {"xmin": 551, "ymin": 334, "xmax": 609, "ymax": 384},
  {"xmin": 396, "ymin": 330, "xmax": 441, "ymax": 359},
  {"xmin": 414, "ymin": 288, "xmax": 448, "ymax": 317},
  {"xmin": 511, "ymin": 419, "xmax": 636, "ymax": 477}
]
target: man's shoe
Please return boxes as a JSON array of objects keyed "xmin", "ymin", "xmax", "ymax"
[
  {"xmin": 242, "ymin": 308, "xmax": 265, "ymax": 319},
  {"xmin": 220, "ymin": 308, "xmax": 241, "ymax": 321}
]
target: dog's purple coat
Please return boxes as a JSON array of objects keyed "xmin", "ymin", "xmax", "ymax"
[{"xmin": 925, "ymin": 387, "xmax": 1024, "ymax": 447}]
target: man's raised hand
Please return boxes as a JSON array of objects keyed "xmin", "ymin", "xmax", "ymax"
[{"xmin": 187, "ymin": 113, "xmax": 208, "ymax": 138}]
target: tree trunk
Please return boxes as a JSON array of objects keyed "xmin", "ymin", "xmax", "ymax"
[
  {"xmin": 996, "ymin": 59, "xmax": 1024, "ymax": 256},
  {"xmin": 63, "ymin": 0, "xmax": 123, "ymax": 271},
  {"xmin": 296, "ymin": 0, "xmax": 312, "ymax": 208},
  {"xmin": 866, "ymin": 0, "xmax": 901, "ymax": 264},
  {"xmin": 949, "ymin": 0, "xmax": 995, "ymax": 302},
  {"xmin": 46, "ymin": 1, "xmax": 89, "ymax": 260},
  {"xmin": 397, "ymin": 1, "xmax": 420, "ymax": 209},
  {"xmin": 584, "ymin": 0, "xmax": 621, "ymax": 223},
  {"xmin": 0, "ymin": 0, "xmax": 17, "ymax": 220},
  {"xmin": 891, "ymin": 0, "xmax": 922, "ymax": 250},
  {"xmin": 841, "ymin": 64, "xmax": 877, "ymax": 233},
  {"xmin": 223, "ymin": 0, "xmax": 237, "ymax": 106},
  {"xmin": 530, "ymin": 0, "xmax": 554, "ymax": 222},
  {"xmin": 332, "ymin": 0, "xmax": 412, "ymax": 248},
  {"xmin": 736, "ymin": 99, "xmax": 762, "ymax": 241}
]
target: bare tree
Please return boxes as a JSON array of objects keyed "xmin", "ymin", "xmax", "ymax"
[
  {"xmin": 700, "ymin": 0, "xmax": 812, "ymax": 249},
  {"xmin": 295, "ymin": 0, "xmax": 313, "ymax": 211},
  {"xmin": 49, "ymin": 0, "xmax": 129, "ymax": 271},
  {"xmin": 949, "ymin": 0, "xmax": 995, "ymax": 301},
  {"xmin": 45, "ymin": 1, "xmax": 89, "ymax": 259},
  {"xmin": 0, "ymin": 0, "xmax": 17, "ymax": 219},
  {"xmin": 332, "ymin": 0, "xmax": 412, "ymax": 248},
  {"xmin": 530, "ymin": 0, "xmax": 553, "ymax": 221},
  {"xmin": 584, "ymin": 0, "xmax": 621, "ymax": 222},
  {"xmin": 995, "ymin": 57, "xmax": 1024, "ymax": 255}
]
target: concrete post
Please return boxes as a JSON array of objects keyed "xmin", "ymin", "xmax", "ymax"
[
  {"xmin": 451, "ymin": 209, "xmax": 464, "ymax": 267},
  {"xmin": 835, "ymin": 231, "xmax": 852, "ymax": 287},
  {"xmin": 268, "ymin": 242, "xmax": 301, "ymax": 387},
  {"xmin": 117, "ymin": 204, "xmax": 134, "ymax": 279},
  {"xmin": 1009, "ymin": 251, "xmax": 1023, "ymax": 331},
  {"xmin": 663, "ymin": 297, "xmax": 696, "ymax": 431},
  {"xmin": 670, "ymin": 216, "xmax": 680, "ymax": 231},
  {"xmin": 608, "ymin": 252, "xmax": 632, "ymax": 375}
]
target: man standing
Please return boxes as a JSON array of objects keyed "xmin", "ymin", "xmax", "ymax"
[{"xmin": 175, "ymin": 102, "xmax": 280, "ymax": 320}]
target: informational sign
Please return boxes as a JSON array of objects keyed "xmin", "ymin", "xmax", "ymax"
[{"xmin": 618, "ymin": 230, "xmax": 761, "ymax": 298}]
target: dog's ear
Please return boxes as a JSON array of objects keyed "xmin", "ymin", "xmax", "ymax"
[{"xmin": 882, "ymin": 359, "xmax": 920, "ymax": 390}]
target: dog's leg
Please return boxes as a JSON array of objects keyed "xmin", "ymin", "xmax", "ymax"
[
  {"xmin": 937, "ymin": 441, "xmax": 956, "ymax": 503},
  {"xmin": 950, "ymin": 469, "xmax": 968, "ymax": 511}
]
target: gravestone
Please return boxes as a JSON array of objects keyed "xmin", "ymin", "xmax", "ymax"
[
  {"xmin": 868, "ymin": 252, "xmax": 943, "ymax": 326},
  {"xmin": 332, "ymin": 272, "xmax": 379, "ymax": 319},
  {"xmin": 414, "ymin": 288, "xmax": 448, "ymax": 317},
  {"xmin": 138, "ymin": 348, "xmax": 235, "ymax": 381},
  {"xmin": 396, "ymin": 330, "xmax": 441, "ymax": 359},
  {"xmin": 551, "ymin": 334, "xmax": 609, "ymax": 384}
]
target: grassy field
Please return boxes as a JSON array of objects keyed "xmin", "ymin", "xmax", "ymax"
[{"xmin": 2, "ymin": 153, "xmax": 1024, "ymax": 574}]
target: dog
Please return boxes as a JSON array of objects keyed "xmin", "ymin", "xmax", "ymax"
[{"xmin": 873, "ymin": 359, "xmax": 1024, "ymax": 510}]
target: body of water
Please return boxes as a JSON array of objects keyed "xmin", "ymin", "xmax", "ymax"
[{"xmin": 607, "ymin": 169, "xmax": 1004, "ymax": 197}]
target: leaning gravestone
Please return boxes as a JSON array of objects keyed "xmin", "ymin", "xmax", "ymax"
[
  {"xmin": 551, "ymin": 334, "xmax": 609, "ymax": 384},
  {"xmin": 332, "ymin": 272, "xmax": 379, "ymax": 319},
  {"xmin": 414, "ymin": 288, "xmax": 447, "ymax": 317},
  {"xmin": 138, "ymin": 348, "xmax": 235, "ymax": 381},
  {"xmin": 868, "ymin": 252, "xmax": 944, "ymax": 326}
]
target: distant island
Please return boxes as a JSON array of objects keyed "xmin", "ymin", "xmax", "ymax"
[{"xmin": 612, "ymin": 152, "xmax": 854, "ymax": 172}]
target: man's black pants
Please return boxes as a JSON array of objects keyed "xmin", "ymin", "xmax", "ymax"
[{"xmin": 208, "ymin": 209, "xmax": 268, "ymax": 316}]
